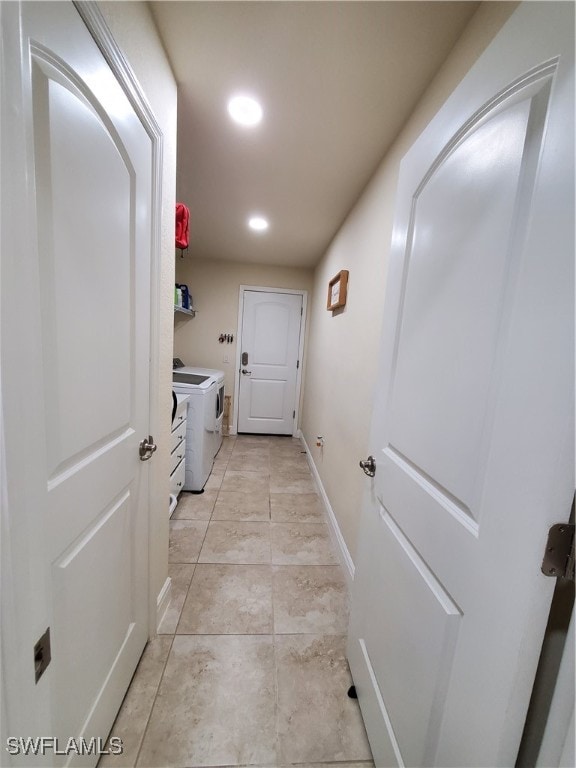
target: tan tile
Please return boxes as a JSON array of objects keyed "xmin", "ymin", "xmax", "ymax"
[
  {"xmin": 137, "ymin": 635, "xmax": 277, "ymax": 767},
  {"xmin": 270, "ymin": 492, "xmax": 324, "ymax": 523},
  {"xmin": 270, "ymin": 453, "xmax": 310, "ymax": 473},
  {"xmin": 213, "ymin": 453, "xmax": 230, "ymax": 470},
  {"xmin": 231, "ymin": 445, "xmax": 270, "ymax": 458},
  {"xmin": 234, "ymin": 435, "xmax": 271, "ymax": 448},
  {"xmin": 178, "ymin": 564, "xmax": 273, "ymax": 634},
  {"xmin": 269, "ymin": 437, "xmax": 305, "ymax": 455},
  {"xmin": 100, "ymin": 636, "xmax": 172, "ymax": 767},
  {"xmin": 169, "ymin": 519, "xmax": 209, "ymax": 564},
  {"xmin": 212, "ymin": 490, "xmax": 270, "ymax": 522},
  {"xmin": 271, "ymin": 522, "xmax": 338, "ymax": 565},
  {"xmin": 221, "ymin": 469, "xmax": 270, "ymax": 494},
  {"xmin": 199, "ymin": 520, "xmax": 271, "ymax": 564},
  {"xmin": 292, "ymin": 763, "xmax": 375, "ymax": 768},
  {"xmin": 158, "ymin": 564, "xmax": 195, "ymax": 635},
  {"xmin": 268, "ymin": 436, "xmax": 302, "ymax": 447},
  {"xmin": 273, "ymin": 565, "xmax": 348, "ymax": 634},
  {"xmin": 216, "ymin": 440, "xmax": 235, "ymax": 459},
  {"xmin": 204, "ymin": 470, "xmax": 224, "ymax": 490},
  {"xmin": 227, "ymin": 453, "xmax": 271, "ymax": 473},
  {"xmin": 270, "ymin": 471, "xmax": 316, "ymax": 494},
  {"xmin": 276, "ymin": 634, "xmax": 372, "ymax": 765},
  {"xmin": 171, "ymin": 490, "xmax": 217, "ymax": 520},
  {"xmin": 269, "ymin": 448, "xmax": 308, "ymax": 464}
]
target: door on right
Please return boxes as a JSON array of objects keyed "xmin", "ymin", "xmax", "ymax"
[{"xmin": 348, "ymin": 4, "xmax": 574, "ymax": 767}]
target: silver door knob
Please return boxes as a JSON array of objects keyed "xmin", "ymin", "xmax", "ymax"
[
  {"xmin": 241, "ymin": 369, "xmax": 252, "ymax": 375},
  {"xmin": 139, "ymin": 435, "xmax": 157, "ymax": 461},
  {"xmin": 359, "ymin": 455, "xmax": 376, "ymax": 477}
]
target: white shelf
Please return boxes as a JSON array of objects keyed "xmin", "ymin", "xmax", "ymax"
[{"xmin": 174, "ymin": 305, "xmax": 196, "ymax": 317}]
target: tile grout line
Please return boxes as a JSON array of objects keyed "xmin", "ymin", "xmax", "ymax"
[
  {"xmin": 268, "ymin": 446, "xmax": 282, "ymax": 767},
  {"xmin": 172, "ymin": 562, "xmax": 197, "ymax": 635},
  {"xmin": 167, "ymin": 471, "xmax": 220, "ymax": 632},
  {"xmin": 133, "ymin": 632, "xmax": 175, "ymax": 768}
]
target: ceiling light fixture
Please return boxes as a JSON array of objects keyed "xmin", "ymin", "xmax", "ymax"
[
  {"xmin": 248, "ymin": 216, "xmax": 269, "ymax": 232},
  {"xmin": 227, "ymin": 94, "xmax": 263, "ymax": 127}
]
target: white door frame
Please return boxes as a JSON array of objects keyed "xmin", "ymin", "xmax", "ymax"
[
  {"xmin": 0, "ymin": 1, "xmax": 163, "ymax": 750},
  {"xmin": 233, "ymin": 286, "xmax": 307, "ymax": 436}
]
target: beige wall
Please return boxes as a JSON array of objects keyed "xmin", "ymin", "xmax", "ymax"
[
  {"xmin": 175, "ymin": 258, "xmax": 314, "ymax": 423},
  {"xmin": 301, "ymin": 1, "xmax": 518, "ymax": 564},
  {"xmin": 98, "ymin": 2, "xmax": 177, "ymax": 628}
]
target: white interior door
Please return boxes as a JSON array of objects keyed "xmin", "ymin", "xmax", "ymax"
[
  {"xmin": 237, "ymin": 290, "xmax": 303, "ymax": 435},
  {"xmin": 348, "ymin": 4, "xmax": 574, "ymax": 767},
  {"xmin": 1, "ymin": 2, "xmax": 152, "ymax": 763}
]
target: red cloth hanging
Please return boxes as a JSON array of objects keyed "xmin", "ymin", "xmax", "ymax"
[{"xmin": 175, "ymin": 203, "xmax": 190, "ymax": 250}]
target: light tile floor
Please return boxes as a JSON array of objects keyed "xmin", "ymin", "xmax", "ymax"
[{"xmin": 101, "ymin": 435, "xmax": 373, "ymax": 768}]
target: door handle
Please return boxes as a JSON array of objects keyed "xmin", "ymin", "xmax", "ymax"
[
  {"xmin": 359, "ymin": 455, "xmax": 376, "ymax": 477},
  {"xmin": 241, "ymin": 369, "xmax": 252, "ymax": 376},
  {"xmin": 139, "ymin": 435, "xmax": 157, "ymax": 461}
]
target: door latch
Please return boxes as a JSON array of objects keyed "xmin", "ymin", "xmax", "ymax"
[
  {"xmin": 34, "ymin": 627, "xmax": 51, "ymax": 683},
  {"xmin": 139, "ymin": 435, "xmax": 157, "ymax": 461},
  {"xmin": 542, "ymin": 523, "xmax": 575, "ymax": 580},
  {"xmin": 359, "ymin": 455, "xmax": 376, "ymax": 477}
]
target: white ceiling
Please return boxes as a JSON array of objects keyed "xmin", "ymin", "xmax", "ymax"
[{"xmin": 150, "ymin": 1, "xmax": 480, "ymax": 268}]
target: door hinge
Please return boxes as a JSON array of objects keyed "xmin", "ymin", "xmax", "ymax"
[
  {"xmin": 34, "ymin": 627, "xmax": 51, "ymax": 683},
  {"xmin": 300, "ymin": 307, "xmax": 303, "ymax": 316},
  {"xmin": 541, "ymin": 523, "xmax": 575, "ymax": 581},
  {"xmin": 296, "ymin": 360, "xmax": 300, "ymax": 369},
  {"xmin": 293, "ymin": 410, "xmax": 296, "ymax": 419}
]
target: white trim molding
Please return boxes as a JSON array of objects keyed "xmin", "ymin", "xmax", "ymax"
[
  {"xmin": 156, "ymin": 576, "xmax": 172, "ymax": 632},
  {"xmin": 301, "ymin": 434, "xmax": 355, "ymax": 587}
]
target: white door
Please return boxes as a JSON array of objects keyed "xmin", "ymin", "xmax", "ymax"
[
  {"xmin": 1, "ymin": 2, "xmax": 152, "ymax": 763},
  {"xmin": 348, "ymin": 4, "xmax": 574, "ymax": 767},
  {"xmin": 237, "ymin": 290, "xmax": 303, "ymax": 435}
]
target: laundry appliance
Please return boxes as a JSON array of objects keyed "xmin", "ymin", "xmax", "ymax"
[{"xmin": 172, "ymin": 360, "xmax": 225, "ymax": 491}]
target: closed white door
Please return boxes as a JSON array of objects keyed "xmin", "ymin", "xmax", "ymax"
[
  {"xmin": 348, "ymin": 4, "xmax": 574, "ymax": 767},
  {"xmin": 238, "ymin": 290, "xmax": 303, "ymax": 435},
  {"xmin": 1, "ymin": 2, "xmax": 152, "ymax": 762}
]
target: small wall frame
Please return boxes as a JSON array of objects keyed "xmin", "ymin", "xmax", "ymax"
[{"xmin": 327, "ymin": 270, "xmax": 349, "ymax": 311}]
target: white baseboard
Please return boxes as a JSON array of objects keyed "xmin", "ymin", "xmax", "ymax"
[
  {"xmin": 300, "ymin": 434, "xmax": 355, "ymax": 588},
  {"xmin": 156, "ymin": 576, "xmax": 171, "ymax": 632}
]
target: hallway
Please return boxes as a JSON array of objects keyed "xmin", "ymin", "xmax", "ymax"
[{"xmin": 101, "ymin": 435, "xmax": 374, "ymax": 768}]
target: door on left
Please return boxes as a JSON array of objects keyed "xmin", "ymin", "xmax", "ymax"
[{"xmin": 1, "ymin": 3, "xmax": 152, "ymax": 764}]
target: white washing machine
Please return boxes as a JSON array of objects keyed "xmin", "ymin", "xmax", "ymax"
[
  {"xmin": 172, "ymin": 369, "xmax": 215, "ymax": 492},
  {"xmin": 173, "ymin": 360, "xmax": 224, "ymax": 458},
  {"xmin": 172, "ymin": 361, "xmax": 225, "ymax": 491}
]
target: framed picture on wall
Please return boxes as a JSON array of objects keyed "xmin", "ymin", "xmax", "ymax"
[{"xmin": 327, "ymin": 270, "xmax": 349, "ymax": 311}]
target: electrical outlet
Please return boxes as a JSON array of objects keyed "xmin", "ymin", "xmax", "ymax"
[{"xmin": 223, "ymin": 355, "xmax": 229, "ymax": 364}]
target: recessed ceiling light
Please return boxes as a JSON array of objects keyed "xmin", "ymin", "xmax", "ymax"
[
  {"xmin": 248, "ymin": 216, "xmax": 269, "ymax": 232},
  {"xmin": 227, "ymin": 94, "xmax": 263, "ymax": 127}
]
